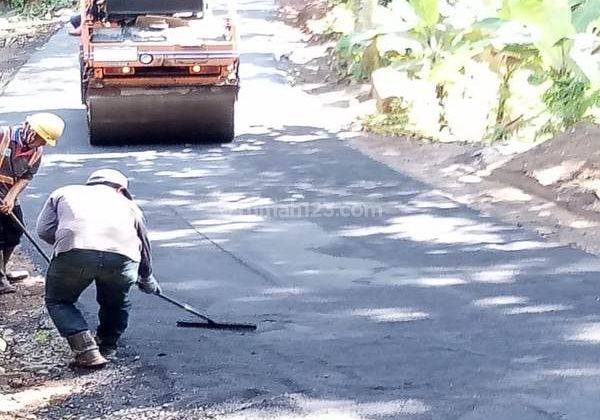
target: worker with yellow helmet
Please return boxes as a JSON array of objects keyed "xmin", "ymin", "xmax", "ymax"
[{"xmin": 0, "ymin": 113, "xmax": 64, "ymax": 294}]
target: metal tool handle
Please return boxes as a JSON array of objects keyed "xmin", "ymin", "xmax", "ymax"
[
  {"xmin": 154, "ymin": 290, "xmax": 216, "ymax": 325},
  {"xmin": 1, "ymin": 201, "xmax": 51, "ymax": 264}
]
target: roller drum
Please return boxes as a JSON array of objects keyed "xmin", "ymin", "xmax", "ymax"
[{"xmin": 86, "ymin": 85, "xmax": 237, "ymax": 145}]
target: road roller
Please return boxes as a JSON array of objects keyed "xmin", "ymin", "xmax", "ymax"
[{"xmin": 79, "ymin": 0, "xmax": 239, "ymax": 145}]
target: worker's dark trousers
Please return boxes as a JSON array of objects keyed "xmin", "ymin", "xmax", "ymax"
[{"xmin": 45, "ymin": 249, "xmax": 139, "ymax": 345}]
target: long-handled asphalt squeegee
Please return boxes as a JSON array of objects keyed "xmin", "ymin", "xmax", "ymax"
[
  {"xmin": 157, "ymin": 292, "xmax": 257, "ymax": 331},
  {"xmin": 3, "ymin": 205, "xmax": 257, "ymax": 332}
]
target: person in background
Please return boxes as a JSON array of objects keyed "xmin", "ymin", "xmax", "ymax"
[
  {"xmin": 0, "ymin": 113, "xmax": 64, "ymax": 294},
  {"xmin": 69, "ymin": 0, "xmax": 106, "ymax": 36}
]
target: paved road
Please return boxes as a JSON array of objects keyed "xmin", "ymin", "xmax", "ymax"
[{"xmin": 3, "ymin": 1, "xmax": 600, "ymax": 418}]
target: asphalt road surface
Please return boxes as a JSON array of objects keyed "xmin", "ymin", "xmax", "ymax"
[{"xmin": 2, "ymin": 1, "xmax": 600, "ymax": 418}]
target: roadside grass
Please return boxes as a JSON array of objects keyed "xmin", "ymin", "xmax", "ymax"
[{"xmin": 2, "ymin": 0, "xmax": 74, "ymax": 17}]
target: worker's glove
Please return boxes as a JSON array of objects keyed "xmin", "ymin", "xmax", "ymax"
[{"xmin": 137, "ymin": 275, "xmax": 161, "ymax": 295}]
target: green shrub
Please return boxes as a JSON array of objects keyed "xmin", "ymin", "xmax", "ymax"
[
  {"xmin": 7, "ymin": 0, "xmax": 73, "ymax": 16},
  {"xmin": 543, "ymin": 71, "xmax": 600, "ymax": 128},
  {"xmin": 318, "ymin": 0, "xmax": 600, "ymax": 143}
]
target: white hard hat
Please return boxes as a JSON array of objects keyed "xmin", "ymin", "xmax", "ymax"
[{"xmin": 86, "ymin": 169, "xmax": 129, "ymax": 189}]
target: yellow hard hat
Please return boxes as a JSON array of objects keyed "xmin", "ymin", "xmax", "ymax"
[{"xmin": 25, "ymin": 113, "xmax": 65, "ymax": 146}]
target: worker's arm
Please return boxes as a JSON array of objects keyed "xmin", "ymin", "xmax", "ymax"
[
  {"xmin": 1, "ymin": 152, "xmax": 41, "ymax": 214},
  {"xmin": 135, "ymin": 211, "xmax": 153, "ymax": 279},
  {"xmin": 36, "ymin": 193, "xmax": 59, "ymax": 245},
  {"xmin": 135, "ymin": 213, "xmax": 162, "ymax": 294},
  {"xmin": 0, "ymin": 179, "xmax": 30, "ymax": 214}
]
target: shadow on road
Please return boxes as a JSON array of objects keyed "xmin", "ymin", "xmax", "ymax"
[
  {"xmin": 2, "ymin": 0, "xmax": 600, "ymax": 417},
  {"xmin": 0, "ymin": 105, "xmax": 597, "ymax": 418}
]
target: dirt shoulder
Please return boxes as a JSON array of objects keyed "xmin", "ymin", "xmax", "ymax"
[
  {"xmin": 0, "ymin": 251, "xmax": 159, "ymax": 419},
  {"xmin": 276, "ymin": 0, "xmax": 600, "ymax": 258},
  {"xmin": 0, "ymin": 8, "xmax": 71, "ymax": 93},
  {"xmin": 492, "ymin": 124, "xmax": 600, "ymax": 218},
  {"xmin": 353, "ymin": 99, "xmax": 600, "ymax": 258},
  {"xmin": 352, "ymin": 128, "xmax": 600, "ymax": 257},
  {"xmin": 0, "ymin": 251, "xmax": 70, "ymax": 418}
]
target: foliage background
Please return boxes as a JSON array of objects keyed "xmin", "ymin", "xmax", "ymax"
[
  {"xmin": 312, "ymin": 0, "xmax": 600, "ymax": 143},
  {"xmin": 0, "ymin": 0, "xmax": 73, "ymax": 16}
]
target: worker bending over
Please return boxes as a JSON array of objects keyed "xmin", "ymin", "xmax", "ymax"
[
  {"xmin": 37, "ymin": 169, "xmax": 161, "ymax": 368},
  {"xmin": 0, "ymin": 113, "xmax": 64, "ymax": 294}
]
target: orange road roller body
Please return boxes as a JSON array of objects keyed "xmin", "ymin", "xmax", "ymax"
[{"xmin": 79, "ymin": 0, "xmax": 240, "ymax": 145}]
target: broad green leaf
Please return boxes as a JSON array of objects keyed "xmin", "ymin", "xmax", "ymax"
[
  {"xmin": 409, "ymin": 0, "xmax": 439, "ymax": 29},
  {"xmin": 501, "ymin": 0, "xmax": 576, "ymax": 69},
  {"xmin": 528, "ymin": 72, "xmax": 548, "ymax": 86},
  {"xmin": 501, "ymin": 0, "xmax": 575, "ymax": 44},
  {"xmin": 337, "ymin": 36, "xmax": 352, "ymax": 52},
  {"xmin": 572, "ymin": 0, "xmax": 600, "ymax": 32}
]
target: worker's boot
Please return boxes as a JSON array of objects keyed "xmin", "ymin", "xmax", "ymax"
[
  {"xmin": 0, "ymin": 250, "xmax": 16, "ymax": 294},
  {"xmin": 67, "ymin": 330, "xmax": 108, "ymax": 368},
  {"xmin": 95, "ymin": 335, "xmax": 118, "ymax": 359}
]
